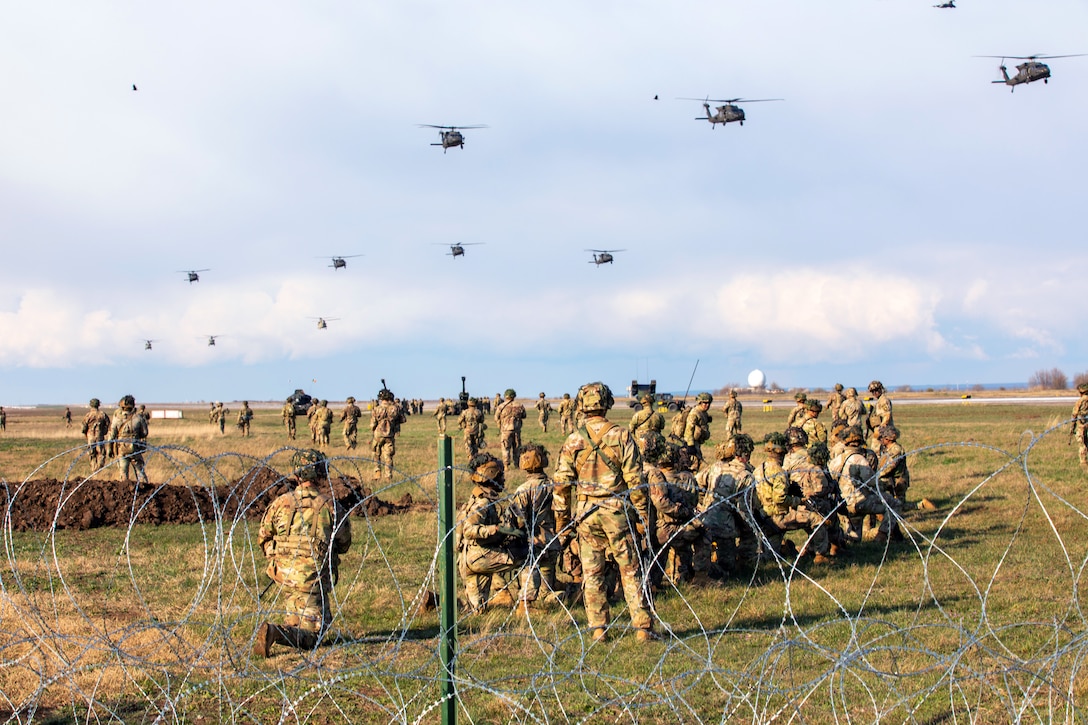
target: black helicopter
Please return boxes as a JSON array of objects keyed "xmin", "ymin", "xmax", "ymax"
[
  {"xmin": 587, "ymin": 249, "xmax": 624, "ymax": 266},
  {"xmin": 679, "ymin": 96, "xmax": 782, "ymax": 127},
  {"xmin": 318, "ymin": 255, "xmax": 363, "ymax": 270},
  {"xmin": 178, "ymin": 269, "xmax": 210, "ymax": 283},
  {"xmin": 419, "ymin": 124, "xmax": 488, "ymax": 152},
  {"xmin": 143, "ymin": 339, "xmax": 159, "ymax": 351},
  {"xmin": 309, "ymin": 317, "xmax": 340, "ymax": 330},
  {"xmin": 976, "ymin": 54, "xmax": 1086, "ymax": 91},
  {"xmin": 205, "ymin": 335, "xmax": 221, "ymax": 347},
  {"xmin": 933, "ymin": 1, "xmax": 955, "ymax": 7},
  {"xmin": 438, "ymin": 242, "xmax": 484, "ymax": 258}
]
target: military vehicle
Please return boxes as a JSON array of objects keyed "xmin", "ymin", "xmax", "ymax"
[
  {"xmin": 288, "ymin": 389, "xmax": 314, "ymax": 416},
  {"xmin": 678, "ymin": 96, "xmax": 783, "ymax": 128},
  {"xmin": 419, "ymin": 124, "xmax": 488, "ymax": 152}
]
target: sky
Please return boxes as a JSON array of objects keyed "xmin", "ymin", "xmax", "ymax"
[{"xmin": 2, "ymin": 1, "xmax": 1086, "ymax": 405}]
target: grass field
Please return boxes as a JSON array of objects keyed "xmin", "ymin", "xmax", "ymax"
[{"xmin": 1, "ymin": 398, "xmax": 1086, "ymax": 722}]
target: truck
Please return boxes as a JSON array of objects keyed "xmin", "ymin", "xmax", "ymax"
[
  {"xmin": 627, "ymin": 380, "xmax": 686, "ymax": 412},
  {"xmin": 287, "ymin": 389, "xmax": 314, "ymax": 416}
]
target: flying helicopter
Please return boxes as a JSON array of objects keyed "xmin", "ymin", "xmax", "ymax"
[
  {"xmin": 678, "ymin": 96, "xmax": 783, "ymax": 127},
  {"xmin": 418, "ymin": 124, "xmax": 488, "ymax": 152},
  {"xmin": 308, "ymin": 317, "xmax": 340, "ymax": 330},
  {"xmin": 205, "ymin": 335, "xmax": 221, "ymax": 347},
  {"xmin": 317, "ymin": 255, "xmax": 363, "ymax": 270},
  {"xmin": 143, "ymin": 339, "xmax": 159, "ymax": 351},
  {"xmin": 976, "ymin": 54, "xmax": 1086, "ymax": 91},
  {"xmin": 436, "ymin": 242, "xmax": 485, "ymax": 258},
  {"xmin": 933, "ymin": 1, "xmax": 955, "ymax": 7},
  {"xmin": 587, "ymin": 249, "xmax": 624, "ymax": 266},
  {"xmin": 178, "ymin": 269, "xmax": 210, "ymax": 283}
]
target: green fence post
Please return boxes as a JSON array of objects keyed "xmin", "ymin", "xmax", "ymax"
[{"xmin": 437, "ymin": 435, "xmax": 457, "ymax": 725}]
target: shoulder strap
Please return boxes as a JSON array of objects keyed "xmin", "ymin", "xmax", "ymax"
[{"xmin": 577, "ymin": 421, "xmax": 624, "ymax": 480}]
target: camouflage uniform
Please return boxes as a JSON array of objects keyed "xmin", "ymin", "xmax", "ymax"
[
  {"xmin": 876, "ymin": 426, "xmax": 911, "ymax": 504},
  {"xmin": 829, "ymin": 427, "xmax": 903, "ymax": 542},
  {"xmin": 209, "ymin": 402, "xmax": 217, "ymax": 425},
  {"xmin": 281, "ymin": 399, "xmax": 297, "ymax": 440},
  {"xmin": 0, "ymin": 406, "xmax": 6, "ymax": 431},
  {"xmin": 1071, "ymin": 384, "xmax": 1088, "ymax": 469},
  {"xmin": 629, "ymin": 395, "xmax": 665, "ymax": 439},
  {"xmin": 722, "ymin": 391, "xmax": 743, "ymax": 437},
  {"xmin": 683, "ymin": 393, "xmax": 714, "ymax": 458},
  {"xmin": 255, "ymin": 451, "xmax": 352, "ymax": 656},
  {"xmin": 217, "ymin": 403, "xmax": 229, "ymax": 435},
  {"xmin": 434, "ymin": 398, "xmax": 448, "ymax": 434},
  {"xmin": 509, "ymin": 445, "xmax": 560, "ymax": 607},
  {"xmin": 458, "ymin": 399, "xmax": 486, "ymax": 459},
  {"xmin": 553, "ymin": 382, "xmax": 654, "ymax": 641},
  {"xmin": 108, "ymin": 395, "xmax": 149, "ymax": 484},
  {"xmin": 81, "ymin": 399, "xmax": 111, "ymax": 469},
  {"xmin": 786, "ymin": 393, "xmax": 808, "ymax": 429},
  {"xmin": 826, "ymin": 384, "xmax": 845, "ymax": 421},
  {"xmin": 64, "ymin": 407, "xmax": 72, "ymax": 428},
  {"xmin": 237, "ymin": 402, "xmax": 253, "ymax": 437},
  {"xmin": 650, "ymin": 445, "xmax": 700, "ymax": 584},
  {"xmin": 495, "ymin": 391, "xmax": 527, "ymax": 468},
  {"xmin": 457, "ymin": 455, "xmax": 522, "ymax": 612},
  {"xmin": 340, "ymin": 398, "xmax": 362, "ymax": 450},
  {"xmin": 800, "ymin": 400, "xmax": 827, "ymax": 448},
  {"xmin": 314, "ymin": 401, "xmax": 333, "ymax": 447},
  {"xmin": 755, "ymin": 434, "xmax": 831, "ymax": 561},
  {"xmin": 840, "ymin": 388, "xmax": 864, "ymax": 429},
  {"xmin": 558, "ymin": 394, "xmax": 575, "ymax": 435},
  {"xmin": 865, "ymin": 381, "xmax": 894, "ymax": 450},
  {"xmin": 370, "ymin": 390, "xmax": 405, "ymax": 480},
  {"xmin": 693, "ymin": 438, "xmax": 748, "ymax": 578},
  {"xmin": 535, "ymin": 394, "xmax": 552, "ymax": 433},
  {"xmin": 306, "ymin": 400, "xmax": 319, "ymax": 442}
]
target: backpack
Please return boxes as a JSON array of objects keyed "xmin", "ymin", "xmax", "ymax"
[{"xmin": 669, "ymin": 408, "xmax": 690, "ymax": 441}]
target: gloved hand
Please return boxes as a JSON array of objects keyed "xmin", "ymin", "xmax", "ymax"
[
  {"xmin": 634, "ymin": 522, "xmax": 646, "ymax": 537},
  {"xmin": 497, "ymin": 526, "xmax": 525, "ymax": 538}
]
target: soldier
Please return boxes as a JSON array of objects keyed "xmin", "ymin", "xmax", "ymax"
[
  {"xmin": 800, "ymin": 399, "xmax": 827, "ymax": 447},
  {"xmin": 829, "ymin": 425, "xmax": 903, "ymax": 543},
  {"xmin": 209, "ymin": 402, "xmax": 218, "ymax": 426},
  {"xmin": 80, "ymin": 398, "xmax": 111, "ymax": 469},
  {"xmin": 340, "ymin": 397, "xmax": 362, "ymax": 450},
  {"xmin": 785, "ymin": 440, "xmax": 846, "ymax": 555},
  {"xmin": 137, "ymin": 404, "xmax": 151, "ymax": 431},
  {"xmin": 254, "ymin": 449, "xmax": 352, "ymax": 657},
  {"xmin": 63, "ymin": 407, "xmax": 72, "ymax": 429},
  {"xmin": 237, "ymin": 401, "xmax": 254, "ymax": 437},
  {"xmin": 1070, "ymin": 382, "xmax": 1088, "ymax": 470},
  {"xmin": 509, "ymin": 443, "xmax": 561, "ymax": 614},
  {"xmin": 281, "ymin": 398, "xmax": 297, "ymax": 440},
  {"xmin": 840, "ymin": 387, "xmax": 864, "ymax": 429},
  {"xmin": 558, "ymin": 393, "xmax": 575, "ymax": 435},
  {"xmin": 434, "ymin": 397, "xmax": 448, "ymax": 435},
  {"xmin": 553, "ymin": 381, "xmax": 655, "ymax": 643},
  {"xmin": 722, "ymin": 389, "xmax": 743, "ymax": 437},
  {"xmin": 865, "ymin": 380, "xmax": 894, "ymax": 450},
  {"xmin": 457, "ymin": 453, "xmax": 524, "ymax": 613},
  {"xmin": 535, "ymin": 393, "xmax": 552, "ymax": 433},
  {"xmin": 370, "ymin": 386, "xmax": 405, "ymax": 480},
  {"xmin": 786, "ymin": 392, "xmax": 808, "ymax": 429},
  {"xmin": 683, "ymin": 392, "xmax": 714, "ymax": 459},
  {"xmin": 493, "ymin": 393, "xmax": 503, "ymax": 414},
  {"xmin": 877, "ymin": 425, "xmax": 933, "ymax": 510},
  {"xmin": 458, "ymin": 398, "xmax": 486, "ymax": 459},
  {"xmin": 314, "ymin": 400, "xmax": 333, "ymax": 448},
  {"xmin": 0, "ymin": 406, "xmax": 5, "ymax": 432},
  {"xmin": 826, "ymin": 383, "xmax": 845, "ymax": 421},
  {"xmin": 217, "ymin": 402, "xmax": 229, "ymax": 435},
  {"xmin": 766, "ymin": 428, "xmax": 834, "ymax": 563},
  {"xmin": 108, "ymin": 394, "xmax": 149, "ymax": 484},
  {"xmin": 648, "ymin": 442, "xmax": 701, "ymax": 585},
  {"xmin": 693, "ymin": 435, "xmax": 753, "ymax": 580},
  {"xmin": 629, "ymin": 394, "xmax": 665, "ymax": 439},
  {"xmin": 495, "ymin": 389, "xmax": 527, "ymax": 468}
]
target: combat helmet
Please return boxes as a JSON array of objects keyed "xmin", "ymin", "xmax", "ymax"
[
  {"xmin": 562, "ymin": 393, "xmax": 570, "ymax": 400},
  {"xmin": 763, "ymin": 431, "xmax": 788, "ymax": 454},
  {"xmin": 868, "ymin": 380, "xmax": 884, "ymax": 395},
  {"xmin": 696, "ymin": 392, "xmax": 713, "ymax": 405},
  {"xmin": 842, "ymin": 425, "xmax": 865, "ymax": 447},
  {"xmin": 639, "ymin": 393, "xmax": 653, "ymax": 406},
  {"xmin": 346, "ymin": 396, "xmax": 355, "ymax": 403},
  {"xmin": 469, "ymin": 453, "xmax": 505, "ymax": 490},
  {"xmin": 834, "ymin": 383, "xmax": 844, "ymax": 392},
  {"xmin": 729, "ymin": 389, "xmax": 738, "ymax": 398},
  {"xmin": 89, "ymin": 398, "xmax": 100, "ymax": 409},
  {"xmin": 877, "ymin": 425, "xmax": 899, "ymax": 441},
  {"xmin": 805, "ymin": 399, "xmax": 823, "ymax": 414},
  {"xmin": 1078, "ymin": 382, "xmax": 1088, "ymax": 395},
  {"xmin": 118, "ymin": 395, "xmax": 136, "ymax": 411},
  {"xmin": 319, "ymin": 400, "xmax": 328, "ymax": 407},
  {"xmin": 518, "ymin": 442, "xmax": 549, "ymax": 472},
  {"xmin": 785, "ymin": 426, "xmax": 809, "ymax": 447},
  {"xmin": 654, "ymin": 442, "xmax": 680, "ymax": 469},
  {"xmin": 731, "ymin": 433, "xmax": 755, "ymax": 460},
  {"xmin": 504, "ymin": 388, "xmax": 517, "ymax": 400},
  {"xmin": 467, "ymin": 397, "xmax": 478, "ymax": 407},
  {"xmin": 637, "ymin": 430, "xmax": 666, "ymax": 461},
  {"xmin": 378, "ymin": 387, "xmax": 394, "ymax": 402},
  {"xmin": 291, "ymin": 449, "xmax": 328, "ymax": 483},
  {"xmin": 808, "ymin": 441, "xmax": 830, "ymax": 467},
  {"xmin": 794, "ymin": 392, "xmax": 807, "ymax": 402},
  {"xmin": 539, "ymin": 392, "xmax": 545, "ymax": 398},
  {"xmin": 576, "ymin": 381, "xmax": 614, "ymax": 415}
]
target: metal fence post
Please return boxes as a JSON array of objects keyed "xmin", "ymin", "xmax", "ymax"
[{"xmin": 437, "ymin": 435, "xmax": 457, "ymax": 725}]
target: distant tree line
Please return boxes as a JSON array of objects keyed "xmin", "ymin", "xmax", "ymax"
[{"xmin": 1028, "ymin": 368, "xmax": 1088, "ymax": 390}]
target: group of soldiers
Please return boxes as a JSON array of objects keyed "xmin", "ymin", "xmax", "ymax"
[
  {"xmin": 451, "ymin": 380, "xmax": 942, "ymax": 643},
  {"xmin": 79, "ymin": 395, "xmax": 151, "ymax": 483}
]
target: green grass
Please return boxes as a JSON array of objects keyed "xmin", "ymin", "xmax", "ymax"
[{"xmin": 2, "ymin": 400, "xmax": 1087, "ymax": 721}]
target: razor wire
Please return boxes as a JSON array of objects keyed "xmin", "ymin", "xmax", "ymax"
[{"xmin": 0, "ymin": 423, "xmax": 1086, "ymax": 723}]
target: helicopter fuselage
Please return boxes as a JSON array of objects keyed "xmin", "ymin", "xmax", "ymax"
[
  {"xmin": 997, "ymin": 61, "xmax": 1051, "ymax": 89},
  {"xmin": 701, "ymin": 103, "xmax": 745, "ymax": 127}
]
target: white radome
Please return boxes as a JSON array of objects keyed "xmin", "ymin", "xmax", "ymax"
[{"xmin": 747, "ymin": 369, "xmax": 766, "ymax": 388}]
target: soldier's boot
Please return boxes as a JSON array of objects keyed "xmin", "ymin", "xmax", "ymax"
[
  {"xmin": 489, "ymin": 587, "xmax": 515, "ymax": 608},
  {"xmin": 917, "ymin": 498, "xmax": 937, "ymax": 511},
  {"xmin": 253, "ymin": 622, "xmax": 295, "ymax": 658},
  {"xmin": 813, "ymin": 552, "xmax": 834, "ymax": 565},
  {"xmin": 516, "ymin": 599, "xmax": 533, "ymax": 617},
  {"xmin": 591, "ymin": 627, "xmax": 609, "ymax": 643}
]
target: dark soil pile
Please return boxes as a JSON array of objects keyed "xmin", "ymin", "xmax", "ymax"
[{"xmin": 1, "ymin": 470, "xmax": 416, "ymax": 532}]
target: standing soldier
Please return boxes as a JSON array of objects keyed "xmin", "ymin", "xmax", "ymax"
[
  {"xmin": 108, "ymin": 394, "xmax": 149, "ymax": 484},
  {"xmin": 495, "ymin": 389, "xmax": 527, "ymax": 468},
  {"xmin": 434, "ymin": 397, "xmax": 448, "ymax": 435},
  {"xmin": 509, "ymin": 443, "xmax": 560, "ymax": 614},
  {"xmin": 340, "ymin": 397, "xmax": 362, "ymax": 450},
  {"xmin": 629, "ymin": 394, "xmax": 665, "ymax": 439},
  {"xmin": 458, "ymin": 398, "xmax": 486, "ymax": 459},
  {"xmin": 237, "ymin": 401, "xmax": 254, "ymax": 437},
  {"xmin": 786, "ymin": 392, "xmax": 808, "ymax": 429},
  {"xmin": 826, "ymin": 383, "xmax": 845, "ymax": 421},
  {"xmin": 315, "ymin": 400, "xmax": 333, "ymax": 448},
  {"xmin": 683, "ymin": 392, "xmax": 714, "ymax": 460},
  {"xmin": 63, "ymin": 407, "xmax": 73, "ymax": 429},
  {"xmin": 553, "ymin": 381, "xmax": 656, "ymax": 643},
  {"xmin": 535, "ymin": 393, "xmax": 552, "ymax": 433},
  {"xmin": 865, "ymin": 380, "xmax": 894, "ymax": 450},
  {"xmin": 558, "ymin": 393, "xmax": 575, "ymax": 435},
  {"xmin": 370, "ymin": 385, "xmax": 405, "ymax": 480},
  {"xmin": 840, "ymin": 387, "xmax": 864, "ymax": 429},
  {"xmin": 722, "ymin": 389, "xmax": 743, "ymax": 437},
  {"xmin": 0, "ymin": 406, "xmax": 6, "ymax": 432},
  {"xmin": 281, "ymin": 398, "xmax": 297, "ymax": 440},
  {"xmin": 81, "ymin": 398, "xmax": 111, "ymax": 469},
  {"xmin": 254, "ymin": 449, "xmax": 352, "ymax": 657},
  {"xmin": 493, "ymin": 393, "xmax": 503, "ymax": 415},
  {"xmin": 209, "ymin": 402, "xmax": 218, "ymax": 426},
  {"xmin": 800, "ymin": 399, "xmax": 827, "ymax": 447},
  {"xmin": 217, "ymin": 402, "xmax": 229, "ymax": 435},
  {"xmin": 1071, "ymin": 382, "xmax": 1088, "ymax": 470}
]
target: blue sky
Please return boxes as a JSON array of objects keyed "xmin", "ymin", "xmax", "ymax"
[{"xmin": 2, "ymin": 1, "xmax": 1086, "ymax": 405}]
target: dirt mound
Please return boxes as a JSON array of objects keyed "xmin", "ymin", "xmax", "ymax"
[{"xmin": 1, "ymin": 470, "xmax": 415, "ymax": 532}]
